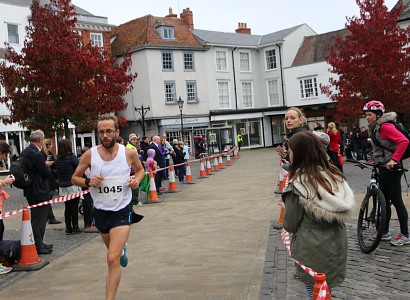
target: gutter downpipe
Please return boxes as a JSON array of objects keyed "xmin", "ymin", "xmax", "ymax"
[
  {"xmin": 277, "ymin": 43, "xmax": 285, "ymax": 106},
  {"xmin": 231, "ymin": 47, "xmax": 238, "ymax": 110}
]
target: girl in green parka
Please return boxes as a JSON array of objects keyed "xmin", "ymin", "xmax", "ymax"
[{"xmin": 283, "ymin": 131, "xmax": 354, "ymax": 299}]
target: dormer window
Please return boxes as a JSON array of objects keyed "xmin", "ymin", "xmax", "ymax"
[{"xmin": 157, "ymin": 26, "xmax": 175, "ymax": 40}]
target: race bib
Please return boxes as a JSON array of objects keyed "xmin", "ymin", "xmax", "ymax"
[{"xmin": 97, "ymin": 177, "xmax": 125, "ymax": 204}]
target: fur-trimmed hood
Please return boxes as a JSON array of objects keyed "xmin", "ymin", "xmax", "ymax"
[{"xmin": 291, "ymin": 172, "xmax": 355, "ymax": 223}]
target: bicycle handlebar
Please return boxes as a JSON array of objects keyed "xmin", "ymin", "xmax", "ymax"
[{"xmin": 345, "ymin": 159, "xmax": 408, "ymax": 172}]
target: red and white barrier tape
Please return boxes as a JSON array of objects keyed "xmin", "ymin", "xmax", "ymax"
[
  {"xmin": 278, "ymin": 162, "xmax": 328, "ymax": 299},
  {"xmin": 2, "ymin": 151, "xmax": 237, "ymax": 219},
  {"xmin": 281, "ymin": 229, "xmax": 329, "ymax": 299},
  {"xmin": 0, "ymin": 190, "xmax": 89, "ymax": 220},
  {"xmin": 149, "ymin": 150, "xmax": 234, "ymax": 172}
]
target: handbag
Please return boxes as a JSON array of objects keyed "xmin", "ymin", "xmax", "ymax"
[{"xmin": 338, "ymin": 151, "xmax": 344, "ymax": 166}]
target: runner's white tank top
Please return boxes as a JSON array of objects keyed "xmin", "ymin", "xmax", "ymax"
[{"xmin": 89, "ymin": 144, "xmax": 132, "ymax": 211}]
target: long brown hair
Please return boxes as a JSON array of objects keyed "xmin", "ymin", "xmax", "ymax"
[
  {"xmin": 288, "ymin": 131, "xmax": 345, "ymax": 199},
  {"xmin": 57, "ymin": 139, "xmax": 73, "ymax": 158}
]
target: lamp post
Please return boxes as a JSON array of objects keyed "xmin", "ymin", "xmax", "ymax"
[
  {"xmin": 134, "ymin": 104, "xmax": 150, "ymax": 136},
  {"xmin": 177, "ymin": 96, "xmax": 184, "ymax": 139}
]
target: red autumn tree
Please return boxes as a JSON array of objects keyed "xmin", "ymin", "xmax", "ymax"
[
  {"xmin": 0, "ymin": 0, "xmax": 137, "ymax": 137},
  {"xmin": 321, "ymin": 0, "xmax": 410, "ymax": 117}
]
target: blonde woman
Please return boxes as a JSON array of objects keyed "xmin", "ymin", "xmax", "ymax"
[{"xmin": 327, "ymin": 122, "xmax": 343, "ymax": 172}]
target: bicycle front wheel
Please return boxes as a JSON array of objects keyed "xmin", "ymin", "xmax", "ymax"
[{"xmin": 357, "ymin": 187, "xmax": 387, "ymax": 254}]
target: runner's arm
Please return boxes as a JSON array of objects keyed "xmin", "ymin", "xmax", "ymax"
[
  {"xmin": 126, "ymin": 148, "xmax": 145, "ymax": 188},
  {"xmin": 72, "ymin": 150, "xmax": 92, "ymax": 187}
]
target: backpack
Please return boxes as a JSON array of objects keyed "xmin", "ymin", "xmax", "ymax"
[
  {"xmin": 371, "ymin": 120, "xmax": 410, "ymax": 161},
  {"xmin": 0, "ymin": 240, "xmax": 21, "ymax": 267},
  {"xmin": 10, "ymin": 154, "xmax": 33, "ymax": 189}
]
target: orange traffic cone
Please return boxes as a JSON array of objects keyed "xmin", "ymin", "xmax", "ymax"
[
  {"xmin": 213, "ymin": 156, "xmax": 220, "ymax": 171},
  {"xmin": 218, "ymin": 155, "xmax": 225, "ymax": 169},
  {"xmin": 279, "ymin": 174, "xmax": 288, "ymax": 191},
  {"xmin": 313, "ymin": 273, "xmax": 331, "ymax": 300},
  {"xmin": 147, "ymin": 171, "xmax": 162, "ymax": 203},
  {"xmin": 272, "ymin": 204, "xmax": 285, "ymax": 230},
  {"xmin": 166, "ymin": 165, "xmax": 179, "ymax": 193},
  {"xmin": 13, "ymin": 207, "xmax": 49, "ymax": 271},
  {"xmin": 234, "ymin": 147, "xmax": 239, "ymax": 159},
  {"xmin": 274, "ymin": 167, "xmax": 285, "ymax": 195},
  {"xmin": 226, "ymin": 151, "xmax": 232, "ymax": 166},
  {"xmin": 198, "ymin": 158, "xmax": 208, "ymax": 179},
  {"xmin": 184, "ymin": 162, "xmax": 195, "ymax": 184},
  {"xmin": 273, "ymin": 169, "xmax": 288, "ymax": 230},
  {"xmin": 206, "ymin": 157, "xmax": 214, "ymax": 175}
]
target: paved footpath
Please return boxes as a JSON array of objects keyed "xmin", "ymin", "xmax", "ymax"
[
  {"xmin": 1, "ymin": 148, "xmax": 277, "ymax": 300},
  {"xmin": 1, "ymin": 149, "xmax": 410, "ymax": 299}
]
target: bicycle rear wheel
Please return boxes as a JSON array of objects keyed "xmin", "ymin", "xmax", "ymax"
[{"xmin": 357, "ymin": 187, "xmax": 386, "ymax": 253}]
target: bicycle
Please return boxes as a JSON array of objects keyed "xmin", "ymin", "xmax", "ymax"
[{"xmin": 347, "ymin": 159, "xmax": 406, "ymax": 253}]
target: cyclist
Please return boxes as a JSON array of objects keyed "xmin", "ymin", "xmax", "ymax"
[{"xmin": 363, "ymin": 100, "xmax": 410, "ymax": 246}]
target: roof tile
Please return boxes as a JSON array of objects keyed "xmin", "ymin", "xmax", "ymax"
[{"xmin": 111, "ymin": 15, "xmax": 204, "ymax": 56}]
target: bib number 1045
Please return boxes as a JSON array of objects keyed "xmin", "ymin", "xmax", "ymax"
[{"xmin": 98, "ymin": 186, "xmax": 123, "ymax": 194}]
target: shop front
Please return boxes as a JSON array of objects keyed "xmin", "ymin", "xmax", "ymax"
[
  {"xmin": 158, "ymin": 116, "xmax": 210, "ymax": 156},
  {"xmin": 210, "ymin": 112, "xmax": 264, "ymax": 150}
]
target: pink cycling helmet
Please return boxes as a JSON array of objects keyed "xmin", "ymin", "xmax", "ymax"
[{"xmin": 363, "ymin": 100, "xmax": 385, "ymax": 116}]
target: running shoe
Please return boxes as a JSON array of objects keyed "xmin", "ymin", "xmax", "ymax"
[
  {"xmin": 0, "ymin": 264, "xmax": 12, "ymax": 275},
  {"xmin": 120, "ymin": 243, "xmax": 128, "ymax": 267},
  {"xmin": 390, "ymin": 233, "xmax": 410, "ymax": 246},
  {"xmin": 370, "ymin": 232, "xmax": 391, "ymax": 241}
]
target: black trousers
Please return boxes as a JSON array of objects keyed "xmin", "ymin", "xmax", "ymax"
[
  {"xmin": 26, "ymin": 200, "xmax": 49, "ymax": 249},
  {"xmin": 82, "ymin": 192, "xmax": 94, "ymax": 227},
  {"xmin": 64, "ymin": 197, "xmax": 80, "ymax": 231},
  {"xmin": 0, "ymin": 212, "xmax": 4, "ymax": 241},
  {"xmin": 379, "ymin": 170, "xmax": 409, "ymax": 236}
]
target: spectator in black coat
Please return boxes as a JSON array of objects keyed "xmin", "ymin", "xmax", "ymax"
[
  {"xmin": 42, "ymin": 139, "xmax": 62, "ymax": 225},
  {"xmin": 21, "ymin": 130, "xmax": 54, "ymax": 254},
  {"xmin": 139, "ymin": 136, "xmax": 150, "ymax": 163},
  {"xmin": 358, "ymin": 126, "xmax": 369, "ymax": 161},
  {"xmin": 55, "ymin": 139, "xmax": 81, "ymax": 235},
  {"xmin": 149, "ymin": 135, "xmax": 166, "ymax": 193},
  {"xmin": 172, "ymin": 141, "xmax": 186, "ymax": 183}
]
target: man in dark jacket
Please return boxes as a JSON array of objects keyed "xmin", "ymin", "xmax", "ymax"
[
  {"xmin": 21, "ymin": 130, "xmax": 54, "ymax": 254},
  {"xmin": 148, "ymin": 135, "xmax": 165, "ymax": 193}
]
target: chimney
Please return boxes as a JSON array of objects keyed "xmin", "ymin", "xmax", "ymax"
[
  {"xmin": 180, "ymin": 7, "xmax": 194, "ymax": 29},
  {"xmin": 166, "ymin": 7, "xmax": 177, "ymax": 18},
  {"xmin": 235, "ymin": 22, "xmax": 251, "ymax": 34}
]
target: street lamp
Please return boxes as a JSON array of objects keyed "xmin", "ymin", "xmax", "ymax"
[
  {"xmin": 135, "ymin": 104, "xmax": 150, "ymax": 136},
  {"xmin": 177, "ymin": 96, "xmax": 184, "ymax": 139}
]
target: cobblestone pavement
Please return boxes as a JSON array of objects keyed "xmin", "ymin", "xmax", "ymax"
[{"xmin": 261, "ymin": 160, "xmax": 410, "ymax": 300}]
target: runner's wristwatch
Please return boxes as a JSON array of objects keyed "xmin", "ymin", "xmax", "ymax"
[{"xmin": 85, "ymin": 178, "xmax": 91, "ymax": 187}]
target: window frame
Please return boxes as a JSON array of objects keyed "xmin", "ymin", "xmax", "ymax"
[
  {"xmin": 215, "ymin": 50, "xmax": 228, "ymax": 71},
  {"xmin": 183, "ymin": 51, "xmax": 195, "ymax": 71},
  {"xmin": 7, "ymin": 23, "xmax": 19, "ymax": 45},
  {"xmin": 217, "ymin": 81, "xmax": 231, "ymax": 109},
  {"xmin": 90, "ymin": 32, "xmax": 103, "ymax": 48},
  {"xmin": 186, "ymin": 81, "xmax": 198, "ymax": 103},
  {"xmin": 162, "ymin": 50, "xmax": 174, "ymax": 71},
  {"xmin": 267, "ymin": 79, "xmax": 280, "ymax": 106},
  {"xmin": 299, "ymin": 77, "xmax": 319, "ymax": 99},
  {"xmin": 241, "ymin": 81, "xmax": 253, "ymax": 108},
  {"xmin": 162, "ymin": 26, "xmax": 175, "ymax": 40},
  {"xmin": 265, "ymin": 48, "xmax": 277, "ymax": 70},
  {"xmin": 164, "ymin": 81, "xmax": 177, "ymax": 104},
  {"xmin": 239, "ymin": 51, "xmax": 251, "ymax": 72}
]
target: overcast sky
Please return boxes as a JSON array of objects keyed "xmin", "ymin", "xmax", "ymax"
[{"xmin": 71, "ymin": 0, "xmax": 398, "ymax": 35}]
